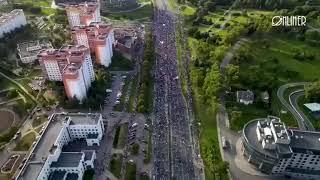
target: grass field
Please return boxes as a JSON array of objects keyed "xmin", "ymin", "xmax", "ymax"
[
  {"xmin": 125, "ymin": 162, "xmax": 137, "ymax": 180},
  {"xmin": 32, "ymin": 115, "xmax": 47, "ymax": 128},
  {"xmin": 110, "ymin": 154, "xmax": 123, "ymax": 178},
  {"xmin": 117, "ymin": 123, "xmax": 129, "ymax": 149},
  {"xmin": 249, "ymin": 34, "xmax": 320, "ymax": 81},
  {"xmin": 107, "ymin": 4, "xmax": 153, "ymax": 21},
  {"xmin": 14, "ymin": 132, "xmax": 36, "ymax": 151}
]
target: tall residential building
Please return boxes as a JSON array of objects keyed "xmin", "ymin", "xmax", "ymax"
[
  {"xmin": 71, "ymin": 22, "xmax": 115, "ymax": 67},
  {"xmin": 0, "ymin": 9, "xmax": 27, "ymax": 38},
  {"xmin": 38, "ymin": 45, "xmax": 94, "ymax": 82},
  {"xmin": 63, "ymin": 63, "xmax": 88, "ymax": 102},
  {"xmin": 16, "ymin": 113, "xmax": 105, "ymax": 180},
  {"xmin": 38, "ymin": 45, "xmax": 94, "ymax": 101},
  {"xmin": 65, "ymin": 2, "xmax": 100, "ymax": 27},
  {"xmin": 242, "ymin": 116, "xmax": 320, "ymax": 179}
]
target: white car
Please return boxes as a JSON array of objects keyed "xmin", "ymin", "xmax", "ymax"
[
  {"xmin": 106, "ymin": 89, "xmax": 112, "ymax": 93},
  {"xmin": 115, "ymin": 100, "xmax": 120, "ymax": 105}
]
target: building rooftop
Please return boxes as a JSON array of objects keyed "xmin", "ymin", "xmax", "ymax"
[
  {"xmin": 0, "ymin": 9, "xmax": 24, "ymax": 25},
  {"xmin": 51, "ymin": 152, "xmax": 83, "ymax": 168},
  {"xmin": 243, "ymin": 117, "xmax": 320, "ymax": 159},
  {"xmin": 17, "ymin": 40, "xmax": 53, "ymax": 59},
  {"xmin": 49, "ymin": 170, "xmax": 66, "ymax": 180},
  {"xmin": 19, "ymin": 117, "xmax": 64, "ymax": 180},
  {"xmin": 304, "ymin": 103, "xmax": 320, "ymax": 112},
  {"xmin": 66, "ymin": 173, "xmax": 79, "ymax": 180},
  {"xmin": 237, "ymin": 90, "xmax": 254, "ymax": 102},
  {"xmin": 68, "ymin": 113, "xmax": 101, "ymax": 125}
]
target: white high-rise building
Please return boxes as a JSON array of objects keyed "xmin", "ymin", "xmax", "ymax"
[
  {"xmin": 65, "ymin": 2, "xmax": 100, "ymax": 28},
  {"xmin": 38, "ymin": 45, "xmax": 95, "ymax": 101},
  {"xmin": 0, "ymin": 9, "xmax": 27, "ymax": 38},
  {"xmin": 71, "ymin": 22, "xmax": 115, "ymax": 67}
]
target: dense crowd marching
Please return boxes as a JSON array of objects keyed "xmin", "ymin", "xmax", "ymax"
[{"xmin": 152, "ymin": 9, "xmax": 196, "ymax": 180}]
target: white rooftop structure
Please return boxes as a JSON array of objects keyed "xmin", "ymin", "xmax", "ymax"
[{"xmin": 304, "ymin": 103, "xmax": 320, "ymax": 112}]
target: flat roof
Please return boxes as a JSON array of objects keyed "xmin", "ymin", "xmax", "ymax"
[
  {"xmin": 304, "ymin": 103, "xmax": 320, "ymax": 112},
  {"xmin": 66, "ymin": 173, "xmax": 79, "ymax": 180},
  {"xmin": 49, "ymin": 170, "xmax": 66, "ymax": 180},
  {"xmin": 17, "ymin": 40, "xmax": 52, "ymax": 58},
  {"xmin": 51, "ymin": 152, "xmax": 83, "ymax": 168},
  {"xmin": 20, "ymin": 117, "xmax": 64, "ymax": 180},
  {"xmin": 290, "ymin": 130, "xmax": 320, "ymax": 155},
  {"xmin": 69, "ymin": 113, "xmax": 100, "ymax": 125}
]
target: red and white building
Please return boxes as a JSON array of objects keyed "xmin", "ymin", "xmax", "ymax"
[
  {"xmin": 63, "ymin": 63, "xmax": 88, "ymax": 102},
  {"xmin": 38, "ymin": 45, "xmax": 95, "ymax": 101},
  {"xmin": 65, "ymin": 2, "xmax": 101, "ymax": 27},
  {"xmin": 71, "ymin": 22, "xmax": 115, "ymax": 67}
]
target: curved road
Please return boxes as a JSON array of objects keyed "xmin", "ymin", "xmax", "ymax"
[
  {"xmin": 277, "ymin": 82, "xmax": 314, "ymax": 131},
  {"xmin": 289, "ymin": 90, "xmax": 315, "ymax": 131}
]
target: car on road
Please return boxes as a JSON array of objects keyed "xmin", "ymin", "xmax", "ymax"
[
  {"xmin": 106, "ymin": 89, "xmax": 112, "ymax": 93},
  {"xmin": 222, "ymin": 136, "xmax": 227, "ymax": 149}
]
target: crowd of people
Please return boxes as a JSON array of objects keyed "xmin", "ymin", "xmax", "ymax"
[{"xmin": 153, "ymin": 9, "xmax": 196, "ymax": 180}]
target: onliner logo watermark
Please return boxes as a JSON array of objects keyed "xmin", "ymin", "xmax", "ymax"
[{"xmin": 272, "ymin": 16, "xmax": 306, "ymax": 27}]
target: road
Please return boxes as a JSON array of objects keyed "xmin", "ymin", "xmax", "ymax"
[
  {"xmin": 276, "ymin": 82, "xmax": 314, "ymax": 131},
  {"xmin": 289, "ymin": 89, "xmax": 315, "ymax": 131},
  {"xmin": 152, "ymin": 1, "xmax": 198, "ymax": 179}
]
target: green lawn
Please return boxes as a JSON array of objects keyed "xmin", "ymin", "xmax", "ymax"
[
  {"xmin": 125, "ymin": 162, "xmax": 137, "ymax": 180},
  {"xmin": 110, "ymin": 154, "xmax": 123, "ymax": 178},
  {"xmin": 117, "ymin": 123, "xmax": 129, "ymax": 149},
  {"xmin": 181, "ymin": 5, "xmax": 197, "ymax": 16},
  {"xmin": 143, "ymin": 129, "xmax": 152, "ymax": 164},
  {"xmin": 32, "ymin": 115, "xmax": 47, "ymax": 128},
  {"xmin": 127, "ymin": 75, "xmax": 138, "ymax": 112},
  {"xmin": 107, "ymin": 4, "xmax": 153, "ymax": 21},
  {"xmin": 249, "ymin": 34, "xmax": 320, "ymax": 81},
  {"xmin": 14, "ymin": 132, "xmax": 36, "ymax": 151}
]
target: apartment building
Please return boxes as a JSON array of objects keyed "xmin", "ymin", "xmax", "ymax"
[
  {"xmin": 17, "ymin": 113, "xmax": 104, "ymax": 180},
  {"xmin": 38, "ymin": 45, "xmax": 94, "ymax": 101},
  {"xmin": 0, "ymin": 9, "xmax": 27, "ymax": 38},
  {"xmin": 242, "ymin": 116, "xmax": 320, "ymax": 179},
  {"xmin": 65, "ymin": 2, "xmax": 100, "ymax": 27},
  {"xmin": 63, "ymin": 63, "xmax": 89, "ymax": 102},
  {"xmin": 71, "ymin": 22, "xmax": 115, "ymax": 67},
  {"xmin": 17, "ymin": 40, "xmax": 53, "ymax": 64}
]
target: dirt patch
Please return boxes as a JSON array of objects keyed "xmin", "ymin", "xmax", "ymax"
[{"xmin": 0, "ymin": 110, "xmax": 14, "ymax": 134}]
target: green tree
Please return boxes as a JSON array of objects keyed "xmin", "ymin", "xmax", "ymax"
[
  {"xmin": 225, "ymin": 64, "xmax": 239, "ymax": 86},
  {"xmin": 305, "ymin": 81, "xmax": 320, "ymax": 102},
  {"xmin": 203, "ymin": 63, "xmax": 221, "ymax": 107}
]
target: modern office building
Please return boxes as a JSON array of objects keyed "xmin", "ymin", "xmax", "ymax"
[
  {"xmin": 0, "ymin": 9, "xmax": 27, "ymax": 38},
  {"xmin": 71, "ymin": 22, "xmax": 115, "ymax": 67},
  {"xmin": 17, "ymin": 40, "xmax": 53, "ymax": 64},
  {"xmin": 242, "ymin": 116, "xmax": 320, "ymax": 179},
  {"xmin": 16, "ymin": 113, "xmax": 105, "ymax": 180},
  {"xmin": 65, "ymin": 2, "xmax": 100, "ymax": 27}
]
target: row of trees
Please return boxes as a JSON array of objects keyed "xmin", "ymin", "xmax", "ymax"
[{"xmin": 137, "ymin": 33, "xmax": 154, "ymax": 113}]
